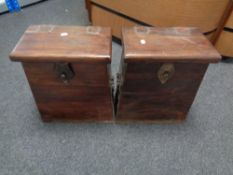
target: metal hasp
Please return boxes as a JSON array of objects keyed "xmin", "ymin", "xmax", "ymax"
[
  {"xmin": 157, "ymin": 63, "xmax": 175, "ymax": 84},
  {"xmin": 54, "ymin": 63, "xmax": 75, "ymax": 84}
]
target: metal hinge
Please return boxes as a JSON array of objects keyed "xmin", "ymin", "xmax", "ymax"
[
  {"xmin": 116, "ymin": 63, "xmax": 127, "ymax": 87},
  {"xmin": 107, "ymin": 64, "xmax": 114, "ymax": 88}
]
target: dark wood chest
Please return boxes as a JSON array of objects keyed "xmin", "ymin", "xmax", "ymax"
[
  {"xmin": 116, "ymin": 27, "xmax": 221, "ymax": 122},
  {"xmin": 10, "ymin": 25, "xmax": 221, "ymax": 123},
  {"xmin": 10, "ymin": 25, "xmax": 113, "ymax": 122}
]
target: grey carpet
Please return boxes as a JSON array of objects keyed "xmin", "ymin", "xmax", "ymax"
[{"xmin": 0, "ymin": 0, "xmax": 233, "ymax": 174}]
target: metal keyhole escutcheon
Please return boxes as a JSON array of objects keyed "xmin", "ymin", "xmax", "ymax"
[
  {"xmin": 157, "ymin": 63, "xmax": 175, "ymax": 84},
  {"xmin": 54, "ymin": 63, "xmax": 75, "ymax": 84}
]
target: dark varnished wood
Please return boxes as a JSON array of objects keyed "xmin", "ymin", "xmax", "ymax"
[
  {"xmin": 85, "ymin": 0, "xmax": 92, "ymax": 22},
  {"xmin": 10, "ymin": 25, "xmax": 111, "ymax": 63},
  {"xmin": 23, "ymin": 62, "xmax": 109, "ymax": 86},
  {"xmin": 122, "ymin": 27, "xmax": 221, "ymax": 63},
  {"xmin": 117, "ymin": 27, "xmax": 221, "ymax": 122},
  {"xmin": 23, "ymin": 62, "xmax": 113, "ymax": 122},
  {"xmin": 117, "ymin": 63, "xmax": 208, "ymax": 121},
  {"xmin": 10, "ymin": 25, "xmax": 113, "ymax": 122}
]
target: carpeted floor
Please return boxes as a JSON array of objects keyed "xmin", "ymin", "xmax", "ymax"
[{"xmin": 0, "ymin": 0, "xmax": 233, "ymax": 174}]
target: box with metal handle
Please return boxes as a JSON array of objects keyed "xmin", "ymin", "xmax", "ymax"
[
  {"xmin": 116, "ymin": 27, "xmax": 221, "ymax": 122},
  {"xmin": 10, "ymin": 25, "xmax": 114, "ymax": 122}
]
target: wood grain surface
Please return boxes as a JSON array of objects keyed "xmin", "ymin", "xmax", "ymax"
[
  {"xmin": 116, "ymin": 26, "xmax": 220, "ymax": 122},
  {"xmin": 10, "ymin": 25, "xmax": 113, "ymax": 122},
  {"xmin": 215, "ymin": 9, "xmax": 233, "ymax": 57},
  {"xmin": 212, "ymin": 0, "xmax": 233, "ymax": 44},
  {"xmin": 122, "ymin": 27, "xmax": 221, "ymax": 63},
  {"xmin": 91, "ymin": 0, "xmax": 229, "ymax": 33},
  {"xmin": 23, "ymin": 62, "xmax": 113, "ymax": 122},
  {"xmin": 10, "ymin": 25, "xmax": 112, "ymax": 63},
  {"xmin": 117, "ymin": 61, "xmax": 208, "ymax": 121},
  {"xmin": 85, "ymin": 0, "xmax": 92, "ymax": 22},
  {"xmin": 90, "ymin": 4, "xmax": 217, "ymax": 41},
  {"xmin": 225, "ymin": 9, "xmax": 233, "ymax": 28},
  {"xmin": 215, "ymin": 31, "xmax": 233, "ymax": 57},
  {"xmin": 91, "ymin": 5, "xmax": 137, "ymax": 39}
]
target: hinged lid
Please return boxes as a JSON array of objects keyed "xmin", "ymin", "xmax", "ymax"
[
  {"xmin": 122, "ymin": 27, "xmax": 221, "ymax": 63},
  {"xmin": 10, "ymin": 25, "xmax": 112, "ymax": 63}
]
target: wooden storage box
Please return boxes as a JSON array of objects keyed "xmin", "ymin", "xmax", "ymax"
[
  {"xmin": 10, "ymin": 25, "xmax": 113, "ymax": 122},
  {"xmin": 116, "ymin": 27, "xmax": 221, "ymax": 122}
]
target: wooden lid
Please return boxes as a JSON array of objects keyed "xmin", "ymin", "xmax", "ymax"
[
  {"xmin": 122, "ymin": 27, "xmax": 221, "ymax": 63},
  {"xmin": 10, "ymin": 25, "xmax": 112, "ymax": 63}
]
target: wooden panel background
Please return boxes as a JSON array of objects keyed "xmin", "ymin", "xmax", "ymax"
[
  {"xmin": 91, "ymin": 0, "xmax": 229, "ymax": 32},
  {"xmin": 92, "ymin": 5, "xmax": 137, "ymax": 39},
  {"xmin": 215, "ymin": 8, "xmax": 233, "ymax": 57},
  {"xmin": 91, "ymin": 5, "xmax": 215, "ymax": 41}
]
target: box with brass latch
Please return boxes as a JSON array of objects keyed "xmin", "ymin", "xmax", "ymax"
[
  {"xmin": 116, "ymin": 27, "xmax": 221, "ymax": 122},
  {"xmin": 10, "ymin": 25, "xmax": 114, "ymax": 122}
]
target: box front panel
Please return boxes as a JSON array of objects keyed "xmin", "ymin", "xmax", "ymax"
[
  {"xmin": 117, "ymin": 62, "xmax": 208, "ymax": 122},
  {"xmin": 23, "ymin": 62, "xmax": 113, "ymax": 122}
]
